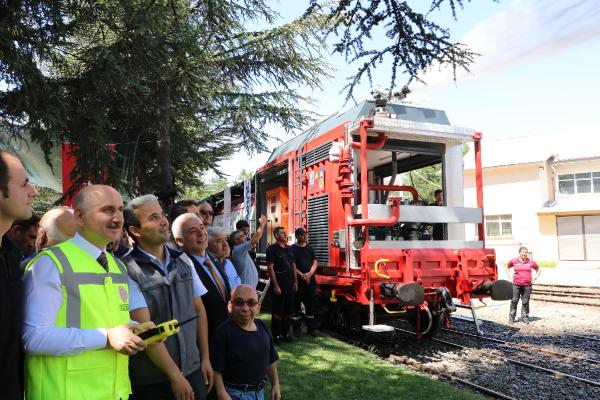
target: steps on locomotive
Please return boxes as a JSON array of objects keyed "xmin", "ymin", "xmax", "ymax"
[
  {"xmin": 362, "ymin": 324, "xmax": 395, "ymax": 333},
  {"xmin": 255, "ymin": 253, "xmax": 270, "ymax": 305}
]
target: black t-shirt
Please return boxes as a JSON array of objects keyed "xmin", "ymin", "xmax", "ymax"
[
  {"xmin": 211, "ymin": 318, "xmax": 279, "ymax": 385},
  {"xmin": 290, "ymin": 244, "xmax": 316, "ymax": 273},
  {"xmin": 0, "ymin": 235, "xmax": 24, "ymax": 400},
  {"xmin": 266, "ymin": 243, "xmax": 294, "ymax": 288}
]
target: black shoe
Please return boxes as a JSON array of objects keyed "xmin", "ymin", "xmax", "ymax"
[
  {"xmin": 274, "ymin": 336, "xmax": 283, "ymax": 345},
  {"xmin": 522, "ymin": 316, "xmax": 530, "ymax": 324},
  {"xmin": 283, "ymin": 335, "xmax": 297, "ymax": 343},
  {"xmin": 293, "ymin": 329, "xmax": 302, "ymax": 337},
  {"xmin": 308, "ymin": 330, "xmax": 318, "ymax": 338}
]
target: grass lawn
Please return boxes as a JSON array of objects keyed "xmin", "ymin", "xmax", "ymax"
[{"xmin": 257, "ymin": 315, "xmax": 484, "ymax": 400}]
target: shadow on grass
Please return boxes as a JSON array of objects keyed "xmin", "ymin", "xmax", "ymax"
[{"xmin": 257, "ymin": 314, "xmax": 484, "ymax": 400}]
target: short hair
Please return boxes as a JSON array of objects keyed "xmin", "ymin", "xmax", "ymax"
[
  {"xmin": 518, "ymin": 246, "xmax": 529, "ymax": 253},
  {"xmin": 229, "ymin": 230, "xmax": 243, "ymax": 243},
  {"xmin": 0, "ymin": 150, "xmax": 18, "ymax": 198},
  {"xmin": 273, "ymin": 226, "xmax": 285, "ymax": 236},
  {"xmin": 434, "ymin": 189, "xmax": 443, "ymax": 196},
  {"xmin": 40, "ymin": 206, "xmax": 75, "ymax": 244},
  {"xmin": 172, "ymin": 212, "xmax": 203, "ymax": 240},
  {"xmin": 236, "ymin": 220, "xmax": 250, "ymax": 230},
  {"xmin": 169, "ymin": 199, "xmax": 197, "ymax": 223},
  {"xmin": 197, "ymin": 201, "xmax": 212, "ymax": 209},
  {"xmin": 124, "ymin": 194, "xmax": 159, "ymax": 231},
  {"xmin": 11, "ymin": 213, "xmax": 40, "ymax": 230},
  {"xmin": 207, "ymin": 226, "xmax": 227, "ymax": 241}
]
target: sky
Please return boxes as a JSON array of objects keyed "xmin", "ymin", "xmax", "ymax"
[{"xmin": 218, "ymin": 0, "xmax": 600, "ymax": 181}]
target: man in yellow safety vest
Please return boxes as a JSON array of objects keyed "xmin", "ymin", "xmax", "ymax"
[{"xmin": 23, "ymin": 184, "xmax": 150, "ymax": 400}]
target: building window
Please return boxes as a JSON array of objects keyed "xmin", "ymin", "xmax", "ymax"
[
  {"xmin": 485, "ymin": 214, "xmax": 512, "ymax": 237},
  {"xmin": 558, "ymin": 172, "xmax": 600, "ymax": 194}
]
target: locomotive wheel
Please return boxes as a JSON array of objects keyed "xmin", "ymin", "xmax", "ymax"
[
  {"xmin": 408, "ymin": 309, "xmax": 445, "ymax": 339},
  {"xmin": 323, "ymin": 299, "xmax": 367, "ymax": 335}
]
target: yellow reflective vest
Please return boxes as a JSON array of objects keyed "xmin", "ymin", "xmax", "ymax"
[{"xmin": 25, "ymin": 239, "xmax": 131, "ymax": 400}]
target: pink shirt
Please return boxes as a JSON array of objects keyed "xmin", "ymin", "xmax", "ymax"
[{"xmin": 507, "ymin": 257, "xmax": 539, "ymax": 286}]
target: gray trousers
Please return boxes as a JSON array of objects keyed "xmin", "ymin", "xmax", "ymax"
[{"xmin": 509, "ymin": 284, "xmax": 532, "ymax": 320}]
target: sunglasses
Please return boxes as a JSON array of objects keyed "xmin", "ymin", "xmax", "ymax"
[
  {"xmin": 199, "ymin": 210, "xmax": 214, "ymax": 216},
  {"xmin": 232, "ymin": 298, "xmax": 259, "ymax": 307}
]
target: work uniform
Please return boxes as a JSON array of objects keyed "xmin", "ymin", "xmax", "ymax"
[
  {"xmin": 23, "ymin": 235, "xmax": 131, "ymax": 400},
  {"xmin": 508, "ymin": 257, "xmax": 539, "ymax": 322},
  {"xmin": 266, "ymin": 243, "xmax": 295, "ymax": 340},
  {"xmin": 290, "ymin": 243, "xmax": 317, "ymax": 335},
  {"xmin": 124, "ymin": 245, "xmax": 208, "ymax": 400}
]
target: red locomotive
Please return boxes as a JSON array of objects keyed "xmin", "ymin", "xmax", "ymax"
[{"xmin": 210, "ymin": 99, "xmax": 511, "ymax": 337}]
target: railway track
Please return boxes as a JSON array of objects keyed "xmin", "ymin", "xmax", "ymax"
[
  {"xmin": 322, "ymin": 327, "xmax": 519, "ymax": 400},
  {"xmin": 531, "ymin": 284, "xmax": 600, "ymax": 307},
  {"xmin": 322, "ymin": 322, "xmax": 600, "ymax": 400}
]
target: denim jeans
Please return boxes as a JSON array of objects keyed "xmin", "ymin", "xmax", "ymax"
[{"xmin": 225, "ymin": 386, "xmax": 264, "ymax": 400}]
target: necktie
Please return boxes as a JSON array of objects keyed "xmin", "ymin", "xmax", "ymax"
[
  {"xmin": 97, "ymin": 252, "xmax": 109, "ymax": 272},
  {"xmin": 205, "ymin": 258, "xmax": 226, "ymax": 301}
]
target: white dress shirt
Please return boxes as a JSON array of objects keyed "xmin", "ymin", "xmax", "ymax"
[
  {"xmin": 194, "ymin": 253, "xmax": 241, "ymax": 293},
  {"xmin": 22, "ymin": 233, "xmax": 109, "ymax": 355}
]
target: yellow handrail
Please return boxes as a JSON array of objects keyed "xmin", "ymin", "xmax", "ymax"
[{"xmin": 374, "ymin": 258, "xmax": 390, "ymax": 279}]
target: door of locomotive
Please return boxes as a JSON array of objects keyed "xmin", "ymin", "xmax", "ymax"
[{"xmin": 265, "ymin": 186, "xmax": 289, "ymax": 246}]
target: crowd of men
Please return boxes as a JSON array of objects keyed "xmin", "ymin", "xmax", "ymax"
[{"xmin": 0, "ymin": 149, "xmax": 320, "ymax": 400}]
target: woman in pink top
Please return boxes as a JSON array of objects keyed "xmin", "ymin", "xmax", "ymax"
[{"xmin": 507, "ymin": 246, "xmax": 541, "ymax": 324}]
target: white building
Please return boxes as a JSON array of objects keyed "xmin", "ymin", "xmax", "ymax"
[{"xmin": 464, "ymin": 134, "xmax": 600, "ymax": 264}]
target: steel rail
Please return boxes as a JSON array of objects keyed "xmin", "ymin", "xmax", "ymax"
[
  {"xmin": 533, "ymin": 290, "xmax": 600, "ymax": 300},
  {"xmin": 388, "ymin": 354, "xmax": 518, "ymax": 400},
  {"xmin": 441, "ymin": 328, "xmax": 600, "ymax": 365},
  {"xmin": 531, "ymin": 296, "xmax": 600, "ymax": 307},
  {"xmin": 565, "ymin": 333, "xmax": 600, "ymax": 342},
  {"xmin": 428, "ymin": 336, "xmax": 600, "ymax": 388}
]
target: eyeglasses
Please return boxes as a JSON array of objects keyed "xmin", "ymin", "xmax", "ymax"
[
  {"xmin": 199, "ymin": 210, "xmax": 214, "ymax": 216},
  {"xmin": 232, "ymin": 298, "xmax": 259, "ymax": 307}
]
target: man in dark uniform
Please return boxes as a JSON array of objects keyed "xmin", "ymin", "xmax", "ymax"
[
  {"xmin": 429, "ymin": 189, "xmax": 446, "ymax": 240},
  {"xmin": 0, "ymin": 149, "xmax": 38, "ymax": 400},
  {"xmin": 290, "ymin": 228, "xmax": 318, "ymax": 337},
  {"xmin": 266, "ymin": 227, "xmax": 297, "ymax": 343}
]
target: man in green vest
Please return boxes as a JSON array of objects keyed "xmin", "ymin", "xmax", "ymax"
[{"xmin": 23, "ymin": 185, "xmax": 150, "ymax": 400}]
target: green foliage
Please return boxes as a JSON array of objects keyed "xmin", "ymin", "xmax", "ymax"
[
  {"xmin": 233, "ymin": 169, "xmax": 255, "ymax": 184},
  {"xmin": 404, "ymin": 164, "xmax": 442, "ymax": 204},
  {"xmin": 1, "ymin": 0, "xmax": 329, "ymax": 199},
  {"xmin": 305, "ymin": 0, "xmax": 488, "ymax": 101},
  {"xmin": 537, "ymin": 261, "xmax": 558, "ymax": 269},
  {"xmin": 31, "ymin": 186, "xmax": 62, "ymax": 216}
]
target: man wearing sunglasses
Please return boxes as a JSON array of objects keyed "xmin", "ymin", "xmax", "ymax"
[
  {"xmin": 212, "ymin": 284, "xmax": 281, "ymax": 400},
  {"xmin": 197, "ymin": 202, "xmax": 214, "ymax": 226}
]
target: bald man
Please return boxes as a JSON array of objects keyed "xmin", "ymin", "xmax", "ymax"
[
  {"xmin": 36, "ymin": 206, "xmax": 78, "ymax": 252},
  {"xmin": 23, "ymin": 185, "xmax": 150, "ymax": 400},
  {"xmin": 212, "ymin": 285, "xmax": 281, "ymax": 400}
]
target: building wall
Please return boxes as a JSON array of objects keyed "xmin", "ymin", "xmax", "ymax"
[
  {"xmin": 465, "ymin": 163, "xmax": 557, "ymax": 263},
  {"xmin": 465, "ymin": 158, "xmax": 600, "ymax": 264}
]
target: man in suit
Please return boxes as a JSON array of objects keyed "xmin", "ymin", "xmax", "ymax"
[{"xmin": 172, "ymin": 213, "xmax": 235, "ymax": 342}]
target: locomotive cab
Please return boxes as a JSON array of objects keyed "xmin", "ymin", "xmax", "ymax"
[{"xmin": 228, "ymin": 100, "xmax": 512, "ymax": 338}]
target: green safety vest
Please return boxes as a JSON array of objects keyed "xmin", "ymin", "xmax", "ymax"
[{"xmin": 25, "ymin": 239, "xmax": 131, "ymax": 400}]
